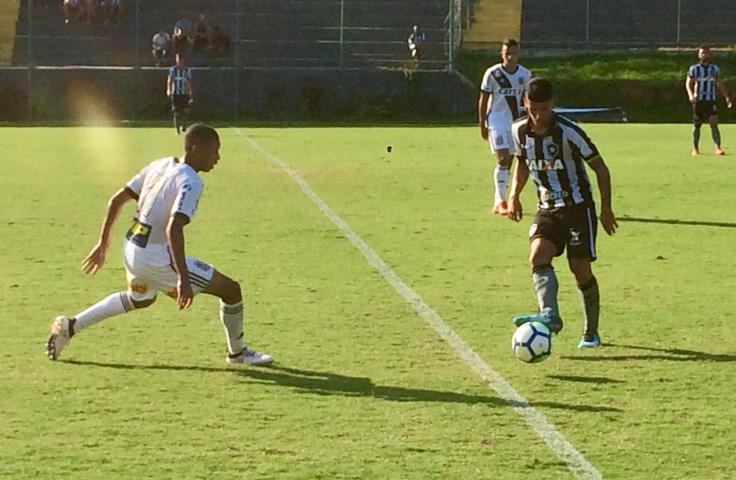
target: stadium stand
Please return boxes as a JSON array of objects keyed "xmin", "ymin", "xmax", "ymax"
[
  {"xmin": 461, "ymin": 0, "xmax": 522, "ymax": 50},
  {"xmin": 521, "ymin": 0, "xmax": 736, "ymax": 47},
  {"xmin": 0, "ymin": 2, "xmax": 20, "ymax": 65},
  {"xmin": 12, "ymin": 0, "xmax": 452, "ymax": 69}
]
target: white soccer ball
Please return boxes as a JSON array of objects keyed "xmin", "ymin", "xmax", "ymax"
[{"xmin": 511, "ymin": 321, "xmax": 552, "ymax": 363}]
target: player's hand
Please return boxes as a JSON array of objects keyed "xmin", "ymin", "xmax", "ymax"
[
  {"xmin": 480, "ymin": 125, "xmax": 488, "ymax": 140},
  {"xmin": 176, "ymin": 278, "xmax": 194, "ymax": 310},
  {"xmin": 81, "ymin": 242, "xmax": 108, "ymax": 275},
  {"xmin": 507, "ymin": 196, "xmax": 522, "ymax": 222},
  {"xmin": 188, "ymin": 98, "xmax": 194, "ymax": 105},
  {"xmin": 689, "ymin": 95, "xmax": 697, "ymax": 104},
  {"xmin": 600, "ymin": 207, "xmax": 618, "ymax": 235},
  {"xmin": 727, "ymin": 99, "xmax": 733, "ymax": 109}
]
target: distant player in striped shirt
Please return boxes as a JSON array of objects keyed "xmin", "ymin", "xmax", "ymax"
[
  {"xmin": 46, "ymin": 124, "xmax": 273, "ymax": 366},
  {"xmin": 507, "ymin": 78, "xmax": 618, "ymax": 349},
  {"xmin": 685, "ymin": 46, "xmax": 732, "ymax": 155},
  {"xmin": 167, "ymin": 54, "xmax": 194, "ymax": 135},
  {"xmin": 478, "ymin": 38, "xmax": 531, "ymax": 215}
]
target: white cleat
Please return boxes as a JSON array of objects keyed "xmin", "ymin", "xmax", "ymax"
[
  {"xmin": 227, "ymin": 347, "xmax": 273, "ymax": 366},
  {"xmin": 46, "ymin": 316, "xmax": 72, "ymax": 360}
]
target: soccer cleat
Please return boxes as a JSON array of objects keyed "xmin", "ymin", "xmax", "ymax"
[
  {"xmin": 512, "ymin": 310, "xmax": 563, "ymax": 334},
  {"xmin": 227, "ymin": 347, "xmax": 273, "ymax": 366},
  {"xmin": 577, "ymin": 333, "xmax": 601, "ymax": 349},
  {"xmin": 691, "ymin": 148, "xmax": 700, "ymax": 156},
  {"xmin": 46, "ymin": 316, "xmax": 73, "ymax": 360},
  {"xmin": 715, "ymin": 147, "xmax": 726, "ymax": 156},
  {"xmin": 491, "ymin": 200, "xmax": 509, "ymax": 216}
]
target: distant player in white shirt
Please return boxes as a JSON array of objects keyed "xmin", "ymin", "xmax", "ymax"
[
  {"xmin": 46, "ymin": 124, "xmax": 273, "ymax": 366},
  {"xmin": 478, "ymin": 38, "xmax": 531, "ymax": 215}
]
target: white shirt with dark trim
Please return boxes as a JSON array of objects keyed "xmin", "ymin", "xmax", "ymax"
[
  {"xmin": 125, "ymin": 157, "xmax": 203, "ymax": 255},
  {"xmin": 480, "ymin": 63, "xmax": 531, "ymax": 129},
  {"xmin": 512, "ymin": 114, "xmax": 599, "ymax": 210},
  {"xmin": 688, "ymin": 62, "xmax": 720, "ymax": 102}
]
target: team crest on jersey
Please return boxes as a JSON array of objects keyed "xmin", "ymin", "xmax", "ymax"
[
  {"xmin": 546, "ymin": 143, "xmax": 559, "ymax": 157},
  {"xmin": 518, "ymin": 77, "xmax": 526, "ymax": 85},
  {"xmin": 492, "ymin": 69, "xmax": 502, "ymax": 79}
]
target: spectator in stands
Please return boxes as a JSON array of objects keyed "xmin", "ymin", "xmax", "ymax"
[
  {"xmin": 172, "ymin": 14, "xmax": 194, "ymax": 56},
  {"xmin": 210, "ymin": 25, "xmax": 231, "ymax": 56},
  {"xmin": 193, "ymin": 14, "xmax": 212, "ymax": 52},
  {"xmin": 63, "ymin": 0, "xmax": 83, "ymax": 25},
  {"xmin": 407, "ymin": 25, "xmax": 426, "ymax": 59},
  {"xmin": 152, "ymin": 29, "xmax": 171, "ymax": 66},
  {"xmin": 103, "ymin": 0, "xmax": 123, "ymax": 25}
]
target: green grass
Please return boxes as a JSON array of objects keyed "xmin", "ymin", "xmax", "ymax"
[{"xmin": 2, "ymin": 125, "xmax": 736, "ymax": 479}]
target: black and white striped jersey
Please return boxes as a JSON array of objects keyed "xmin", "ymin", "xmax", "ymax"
[
  {"xmin": 168, "ymin": 66, "xmax": 192, "ymax": 96},
  {"xmin": 688, "ymin": 63, "xmax": 720, "ymax": 102},
  {"xmin": 512, "ymin": 114, "xmax": 600, "ymax": 210}
]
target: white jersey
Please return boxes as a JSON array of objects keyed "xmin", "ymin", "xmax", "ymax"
[
  {"xmin": 124, "ymin": 157, "xmax": 203, "ymax": 259},
  {"xmin": 480, "ymin": 63, "xmax": 531, "ymax": 128}
]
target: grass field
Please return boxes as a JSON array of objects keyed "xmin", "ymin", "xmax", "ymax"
[{"xmin": 2, "ymin": 124, "xmax": 736, "ymax": 479}]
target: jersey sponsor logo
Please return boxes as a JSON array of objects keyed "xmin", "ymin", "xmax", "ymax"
[
  {"xmin": 498, "ymin": 88, "xmax": 524, "ymax": 96},
  {"xmin": 193, "ymin": 259, "xmax": 212, "ymax": 272},
  {"xmin": 569, "ymin": 228, "xmax": 582, "ymax": 246},
  {"xmin": 126, "ymin": 218, "xmax": 152, "ymax": 248},
  {"xmin": 542, "ymin": 190, "xmax": 569, "ymax": 202},
  {"xmin": 527, "ymin": 158, "xmax": 565, "ymax": 171}
]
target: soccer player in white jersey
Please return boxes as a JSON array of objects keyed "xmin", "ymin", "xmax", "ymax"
[
  {"xmin": 46, "ymin": 124, "xmax": 273, "ymax": 365},
  {"xmin": 507, "ymin": 78, "xmax": 618, "ymax": 349},
  {"xmin": 478, "ymin": 38, "xmax": 531, "ymax": 215},
  {"xmin": 685, "ymin": 46, "xmax": 732, "ymax": 156}
]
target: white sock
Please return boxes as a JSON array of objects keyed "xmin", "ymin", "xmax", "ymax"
[
  {"xmin": 494, "ymin": 166, "xmax": 510, "ymax": 203},
  {"xmin": 220, "ymin": 301, "xmax": 245, "ymax": 355},
  {"xmin": 73, "ymin": 292, "xmax": 134, "ymax": 334}
]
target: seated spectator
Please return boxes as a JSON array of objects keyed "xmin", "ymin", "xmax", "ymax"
[
  {"xmin": 193, "ymin": 14, "xmax": 212, "ymax": 52},
  {"xmin": 63, "ymin": 0, "xmax": 83, "ymax": 24},
  {"xmin": 152, "ymin": 29, "xmax": 171, "ymax": 66},
  {"xmin": 407, "ymin": 25, "xmax": 426, "ymax": 59},
  {"xmin": 104, "ymin": 0, "xmax": 123, "ymax": 25},
  {"xmin": 210, "ymin": 25, "xmax": 231, "ymax": 56},
  {"xmin": 172, "ymin": 14, "xmax": 193, "ymax": 55}
]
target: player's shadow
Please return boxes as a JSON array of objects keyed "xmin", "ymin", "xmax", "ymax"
[
  {"xmin": 60, "ymin": 360, "xmax": 622, "ymax": 413},
  {"xmin": 546, "ymin": 374, "xmax": 624, "ymax": 384},
  {"xmin": 561, "ymin": 343, "xmax": 736, "ymax": 362},
  {"xmin": 619, "ymin": 216, "xmax": 736, "ymax": 228}
]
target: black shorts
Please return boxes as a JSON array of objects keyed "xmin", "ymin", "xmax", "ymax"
[
  {"xmin": 529, "ymin": 204, "xmax": 598, "ymax": 261},
  {"xmin": 692, "ymin": 100, "xmax": 718, "ymax": 124},
  {"xmin": 171, "ymin": 94, "xmax": 190, "ymax": 113}
]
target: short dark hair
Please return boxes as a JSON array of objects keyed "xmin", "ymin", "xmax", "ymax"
[
  {"xmin": 184, "ymin": 123, "xmax": 219, "ymax": 149},
  {"xmin": 501, "ymin": 38, "xmax": 519, "ymax": 49},
  {"xmin": 526, "ymin": 77, "xmax": 554, "ymax": 102}
]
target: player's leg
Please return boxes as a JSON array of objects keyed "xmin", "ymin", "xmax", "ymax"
[
  {"xmin": 172, "ymin": 97, "xmax": 181, "ymax": 134},
  {"xmin": 46, "ymin": 292, "xmax": 156, "ymax": 360},
  {"xmin": 708, "ymin": 112, "xmax": 724, "ymax": 155},
  {"xmin": 488, "ymin": 127, "xmax": 513, "ymax": 215},
  {"xmin": 692, "ymin": 102, "xmax": 702, "ymax": 155},
  {"xmin": 566, "ymin": 205, "xmax": 601, "ymax": 348},
  {"xmin": 200, "ymin": 269, "xmax": 273, "ymax": 365},
  {"xmin": 512, "ymin": 212, "xmax": 564, "ymax": 333}
]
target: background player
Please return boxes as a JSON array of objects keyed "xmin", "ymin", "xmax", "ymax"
[
  {"xmin": 478, "ymin": 38, "xmax": 531, "ymax": 215},
  {"xmin": 685, "ymin": 46, "xmax": 733, "ymax": 155},
  {"xmin": 507, "ymin": 78, "xmax": 618, "ymax": 348},
  {"xmin": 167, "ymin": 53, "xmax": 194, "ymax": 135},
  {"xmin": 46, "ymin": 124, "xmax": 273, "ymax": 365}
]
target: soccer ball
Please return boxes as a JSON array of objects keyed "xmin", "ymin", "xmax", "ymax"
[{"xmin": 511, "ymin": 321, "xmax": 552, "ymax": 363}]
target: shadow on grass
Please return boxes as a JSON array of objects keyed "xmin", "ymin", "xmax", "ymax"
[
  {"xmin": 547, "ymin": 374, "xmax": 625, "ymax": 384},
  {"xmin": 619, "ymin": 216, "xmax": 736, "ymax": 228},
  {"xmin": 61, "ymin": 360, "xmax": 622, "ymax": 412},
  {"xmin": 561, "ymin": 343, "xmax": 736, "ymax": 363}
]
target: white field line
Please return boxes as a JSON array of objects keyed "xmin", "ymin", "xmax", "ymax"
[{"xmin": 234, "ymin": 128, "xmax": 603, "ymax": 480}]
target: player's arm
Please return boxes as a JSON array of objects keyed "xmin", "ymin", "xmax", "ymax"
[
  {"xmin": 166, "ymin": 213, "xmax": 193, "ymax": 310},
  {"xmin": 186, "ymin": 71, "xmax": 194, "ymax": 103},
  {"xmin": 587, "ymin": 156, "xmax": 618, "ymax": 236},
  {"xmin": 717, "ymin": 77, "xmax": 733, "ymax": 108},
  {"xmin": 507, "ymin": 157, "xmax": 529, "ymax": 222},
  {"xmin": 81, "ymin": 187, "xmax": 135, "ymax": 275},
  {"xmin": 685, "ymin": 75, "xmax": 696, "ymax": 103},
  {"xmin": 166, "ymin": 73, "xmax": 172, "ymax": 97},
  {"xmin": 478, "ymin": 91, "xmax": 490, "ymax": 140}
]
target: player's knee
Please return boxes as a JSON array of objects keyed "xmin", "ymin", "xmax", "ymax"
[
  {"xmin": 568, "ymin": 259, "xmax": 592, "ymax": 283},
  {"xmin": 132, "ymin": 296, "xmax": 156, "ymax": 309},
  {"xmin": 221, "ymin": 278, "xmax": 242, "ymax": 305}
]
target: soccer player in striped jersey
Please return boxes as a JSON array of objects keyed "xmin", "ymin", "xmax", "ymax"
[
  {"xmin": 507, "ymin": 78, "xmax": 618, "ymax": 349},
  {"xmin": 685, "ymin": 46, "xmax": 732, "ymax": 156},
  {"xmin": 46, "ymin": 124, "xmax": 273, "ymax": 366},
  {"xmin": 167, "ymin": 54, "xmax": 194, "ymax": 135},
  {"xmin": 478, "ymin": 38, "xmax": 531, "ymax": 215}
]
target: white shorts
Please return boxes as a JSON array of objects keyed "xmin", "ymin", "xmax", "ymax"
[
  {"xmin": 488, "ymin": 127, "xmax": 517, "ymax": 154},
  {"xmin": 123, "ymin": 240, "xmax": 215, "ymax": 302}
]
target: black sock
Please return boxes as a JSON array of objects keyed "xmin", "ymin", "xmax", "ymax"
[
  {"xmin": 711, "ymin": 125, "xmax": 721, "ymax": 147},
  {"xmin": 578, "ymin": 276, "xmax": 599, "ymax": 338},
  {"xmin": 693, "ymin": 124, "xmax": 701, "ymax": 149}
]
